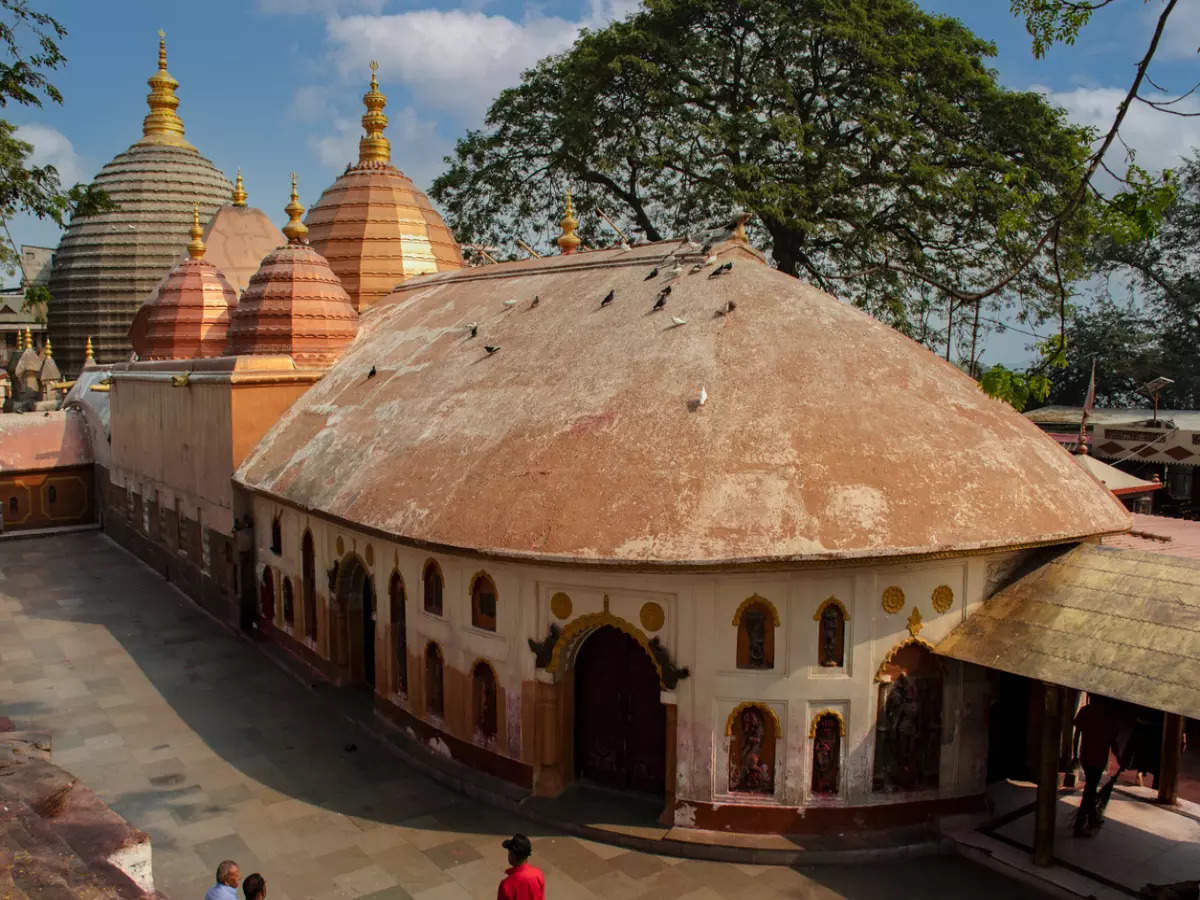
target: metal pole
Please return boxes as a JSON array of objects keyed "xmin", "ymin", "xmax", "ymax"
[
  {"xmin": 1158, "ymin": 712, "xmax": 1184, "ymax": 805},
  {"xmin": 1033, "ymin": 682, "xmax": 1061, "ymax": 866}
]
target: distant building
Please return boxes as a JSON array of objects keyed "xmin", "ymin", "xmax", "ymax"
[{"xmin": 1026, "ymin": 406, "xmax": 1200, "ymax": 517}]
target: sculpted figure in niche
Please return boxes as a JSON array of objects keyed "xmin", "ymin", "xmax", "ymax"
[
  {"xmin": 744, "ymin": 608, "xmax": 767, "ymax": 667},
  {"xmin": 731, "ymin": 706, "xmax": 774, "ymax": 794},
  {"xmin": 873, "ymin": 671, "xmax": 941, "ymax": 791},
  {"xmin": 811, "ymin": 714, "xmax": 841, "ymax": 795},
  {"xmin": 819, "ymin": 604, "xmax": 845, "ymax": 667}
]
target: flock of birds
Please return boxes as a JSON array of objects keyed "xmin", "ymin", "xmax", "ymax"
[{"xmin": 366, "ymin": 214, "xmax": 752, "ymax": 408}]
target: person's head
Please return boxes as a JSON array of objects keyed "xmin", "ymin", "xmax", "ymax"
[
  {"xmin": 216, "ymin": 860, "xmax": 240, "ymax": 888},
  {"xmin": 242, "ymin": 873, "xmax": 265, "ymax": 900},
  {"xmin": 502, "ymin": 833, "xmax": 532, "ymax": 867}
]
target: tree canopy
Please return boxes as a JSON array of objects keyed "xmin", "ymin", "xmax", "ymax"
[
  {"xmin": 0, "ymin": 0, "xmax": 112, "ymax": 280},
  {"xmin": 432, "ymin": 0, "xmax": 1097, "ymax": 340}
]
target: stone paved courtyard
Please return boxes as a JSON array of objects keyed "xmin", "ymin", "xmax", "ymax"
[{"xmin": 0, "ymin": 532, "xmax": 1047, "ymax": 900}]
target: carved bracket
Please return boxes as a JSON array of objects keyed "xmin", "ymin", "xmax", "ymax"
[
  {"xmin": 648, "ymin": 636, "xmax": 690, "ymax": 689},
  {"xmin": 528, "ymin": 623, "xmax": 562, "ymax": 668}
]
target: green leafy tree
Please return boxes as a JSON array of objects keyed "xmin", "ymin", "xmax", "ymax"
[
  {"xmin": 1044, "ymin": 299, "xmax": 1159, "ymax": 407},
  {"xmin": 432, "ymin": 0, "xmax": 1096, "ymax": 339},
  {"xmin": 0, "ymin": 1, "xmax": 113, "ymax": 283}
]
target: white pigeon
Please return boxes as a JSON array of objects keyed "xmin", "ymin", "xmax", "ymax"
[
  {"xmin": 703, "ymin": 253, "xmax": 718, "ymax": 266},
  {"xmin": 619, "ymin": 240, "xmax": 631, "ymax": 252},
  {"xmin": 671, "ymin": 316, "xmax": 687, "ymax": 327},
  {"xmin": 699, "ymin": 386, "xmax": 708, "ymax": 406},
  {"xmin": 669, "ymin": 262, "xmax": 683, "ymax": 278},
  {"xmin": 463, "ymin": 321, "xmax": 479, "ymax": 331},
  {"xmin": 503, "ymin": 299, "xmax": 518, "ymax": 307}
]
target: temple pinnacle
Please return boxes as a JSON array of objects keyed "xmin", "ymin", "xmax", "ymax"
[
  {"xmin": 557, "ymin": 188, "xmax": 581, "ymax": 255},
  {"xmin": 283, "ymin": 173, "xmax": 309, "ymax": 243},
  {"xmin": 232, "ymin": 169, "xmax": 247, "ymax": 206},
  {"xmin": 85, "ymin": 336, "xmax": 95, "ymax": 363},
  {"xmin": 140, "ymin": 30, "xmax": 194, "ymax": 149},
  {"xmin": 358, "ymin": 61, "xmax": 391, "ymax": 166},
  {"xmin": 187, "ymin": 203, "xmax": 206, "ymax": 259}
]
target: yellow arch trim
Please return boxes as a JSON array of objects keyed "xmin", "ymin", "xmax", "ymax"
[
  {"xmin": 469, "ymin": 657, "xmax": 498, "ymax": 679},
  {"xmin": 724, "ymin": 701, "xmax": 783, "ymax": 737},
  {"xmin": 874, "ymin": 636, "xmax": 936, "ymax": 682},
  {"xmin": 546, "ymin": 610, "xmax": 664, "ymax": 686},
  {"xmin": 469, "ymin": 569, "xmax": 496, "ymax": 593},
  {"xmin": 731, "ymin": 593, "xmax": 781, "ymax": 628},
  {"xmin": 808, "ymin": 709, "xmax": 846, "ymax": 738},
  {"xmin": 812, "ymin": 595, "xmax": 850, "ymax": 622}
]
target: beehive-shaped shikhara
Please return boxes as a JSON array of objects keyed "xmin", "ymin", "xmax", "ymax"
[
  {"xmin": 131, "ymin": 205, "xmax": 238, "ymax": 360},
  {"xmin": 304, "ymin": 63, "xmax": 463, "ymax": 311},
  {"xmin": 46, "ymin": 33, "xmax": 233, "ymax": 375},
  {"xmin": 227, "ymin": 176, "xmax": 358, "ymax": 368}
]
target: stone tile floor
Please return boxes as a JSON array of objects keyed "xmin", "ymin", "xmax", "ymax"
[{"xmin": 0, "ymin": 533, "xmax": 1047, "ymax": 900}]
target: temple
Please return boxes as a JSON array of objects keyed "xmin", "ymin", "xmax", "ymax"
[{"xmin": 6, "ymin": 35, "xmax": 1194, "ymax": 858}]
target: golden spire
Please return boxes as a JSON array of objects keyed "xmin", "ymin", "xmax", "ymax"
[
  {"xmin": 141, "ymin": 30, "xmax": 194, "ymax": 149},
  {"xmin": 187, "ymin": 203, "xmax": 206, "ymax": 259},
  {"xmin": 358, "ymin": 61, "xmax": 391, "ymax": 166},
  {"xmin": 232, "ymin": 169, "xmax": 247, "ymax": 206},
  {"xmin": 43, "ymin": 335, "xmax": 52, "ymax": 358},
  {"xmin": 85, "ymin": 336, "xmax": 94, "ymax": 363},
  {"xmin": 24, "ymin": 327, "xmax": 31, "ymax": 351},
  {"xmin": 282, "ymin": 172, "xmax": 308, "ymax": 243},
  {"xmin": 556, "ymin": 188, "xmax": 581, "ymax": 255}
]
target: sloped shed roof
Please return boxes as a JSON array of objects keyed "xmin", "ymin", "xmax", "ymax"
[
  {"xmin": 236, "ymin": 240, "xmax": 1130, "ymax": 567},
  {"xmin": 936, "ymin": 544, "xmax": 1200, "ymax": 720},
  {"xmin": 0, "ymin": 410, "xmax": 92, "ymax": 472}
]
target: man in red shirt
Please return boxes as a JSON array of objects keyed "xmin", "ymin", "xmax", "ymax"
[
  {"xmin": 497, "ymin": 833, "xmax": 545, "ymax": 900},
  {"xmin": 1072, "ymin": 696, "xmax": 1121, "ymax": 836}
]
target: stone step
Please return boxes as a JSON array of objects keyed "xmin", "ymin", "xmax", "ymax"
[{"xmin": 1, "ymin": 798, "xmax": 116, "ymax": 900}]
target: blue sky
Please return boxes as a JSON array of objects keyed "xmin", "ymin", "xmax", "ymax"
[{"xmin": 8, "ymin": 0, "xmax": 1200, "ymax": 364}]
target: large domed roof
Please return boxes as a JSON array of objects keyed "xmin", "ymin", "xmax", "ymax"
[
  {"xmin": 305, "ymin": 64, "xmax": 462, "ymax": 311},
  {"xmin": 46, "ymin": 35, "xmax": 232, "ymax": 376},
  {"xmin": 227, "ymin": 178, "xmax": 358, "ymax": 368},
  {"xmin": 236, "ymin": 240, "xmax": 1131, "ymax": 567}
]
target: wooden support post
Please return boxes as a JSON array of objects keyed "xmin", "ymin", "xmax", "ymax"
[
  {"xmin": 1158, "ymin": 712, "xmax": 1184, "ymax": 805},
  {"xmin": 1033, "ymin": 682, "xmax": 1061, "ymax": 867}
]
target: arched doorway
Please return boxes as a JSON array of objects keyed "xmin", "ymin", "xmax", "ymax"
[
  {"xmin": 336, "ymin": 555, "xmax": 376, "ymax": 688},
  {"xmin": 574, "ymin": 625, "xmax": 665, "ymax": 795}
]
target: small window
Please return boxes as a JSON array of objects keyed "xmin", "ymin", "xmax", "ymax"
[
  {"xmin": 270, "ymin": 517, "xmax": 282, "ymax": 554},
  {"xmin": 282, "ymin": 577, "xmax": 295, "ymax": 626},
  {"xmin": 810, "ymin": 713, "xmax": 842, "ymax": 796},
  {"xmin": 260, "ymin": 569, "xmax": 275, "ymax": 621},
  {"xmin": 423, "ymin": 560, "xmax": 443, "ymax": 616},
  {"xmin": 425, "ymin": 642, "xmax": 444, "ymax": 717},
  {"xmin": 1167, "ymin": 467, "xmax": 1193, "ymax": 501},
  {"xmin": 472, "ymin": 660, "xmax": 498, "ymax": 742},
  {"xmin": 470, "ymin": 572, "xmax": 497, "ymax": 631},
  {"xmin": 390, "ymin": 572, "xmax": 407, "ymax": 695},
  {"xmin": 734, "ymin": 596, "xmax": 777, "ymax": 669},
  {"xmin": 48, "ymin": 485, "xmax": 57, "ymax": 504},
  {"xmin": 728, "ymin": 704, "xmax": 776, "ymax": 795},
  {"xmin": 816, "ymin": 600, "xmax": 847, "ymax": 668},
  {"xmin": 301, "ymin": 531, "xmax": 316, "ymax": 640}
]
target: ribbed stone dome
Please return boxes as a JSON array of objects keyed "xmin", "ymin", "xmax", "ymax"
[
  {"xmin": 305, "ymin": 65, "xmax": 463, "ymax": 311},
  {"xmin": 227, "ymin": 179, "xmax": 358, "ymax": 369},
  {"xmin": 46, "ymin": 35, "xmax": 233, "ymax": 376}
]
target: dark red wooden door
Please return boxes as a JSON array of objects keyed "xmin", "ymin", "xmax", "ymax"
[{"xmin": 574, "ymin": 626, "xmax": 665, "ymax": 795}]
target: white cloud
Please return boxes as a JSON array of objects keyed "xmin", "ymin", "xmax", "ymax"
[
  {"xmin": 14, "ymin": 123, "xmax": 89, "ymax": 187},
  {"xmin": 1146, "ymin": 0, "xmax": 1200, "ymax": 60},
  {"xmin": 1042, "ymin": 85, "xmax": 1200, "ymax": 180},
  {"xmin": 324, "ymin": 0, "xmax": 643, "ymax": 121}
]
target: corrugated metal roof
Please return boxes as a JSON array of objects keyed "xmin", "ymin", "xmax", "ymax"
[
  {"xmin": 1027, "ymin": 405, "xmax": 1200, "ymax": 430},
  {"xmin": 935, "ymin": 543, "xmax": 1200, "ymax": 719}
]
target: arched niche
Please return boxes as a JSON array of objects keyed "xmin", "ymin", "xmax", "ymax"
[
  {"xmin": 425, "ymin": 642, "xmax": 444, "ymax": 718},
  {"xmin": 389, "ymin": 570, "xmax": 407, "ymax": 695},
  {"xmin": 813, "ymin": 596, "xmax": 849, "ymax": 668},
  {"xmin": 301, "ymin": 529, "xmax": 317, "ymax": 640},
  {"xmin": 809, "ymin": 710, "xmax": 845, "ymax": 797},
  {"xmin": 732, "ymin": 594, "xmax": 780, "ymax": 669},
  {"xmin": 423, "ymin": 559, "xmax": 443, "ymax": 616},
  {"xmin": 725, "ymin": 702, "xmax": 779, "ymax": 795},
  {"xmin": 470, "ymin": 571, "xmax": 497, "ymax": 632},
  {"xmin": 471, "ymin": 659, "xmax": 498, "ymax": 743},
  {"xmin": 872, "ymin": 639, "xmax": 943, "ymax": 793}
]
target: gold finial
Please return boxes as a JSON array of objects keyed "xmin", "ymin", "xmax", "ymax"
[
  {"xmin": 556, "ymin": 188, "xmax": 581, "ymax": 255},
  {"xmin": 140, "ymin": 30, "xmax": 194, "ymax": 149},
  {"xmin": 85, "ymin": 336, "xmax": 94, "ymax": 363},
  {"xmin": 232, "ymin": 169, "xmax": 247, "ymax": 206},
  {"xmin": 24, "ymin": 327, "xmax": 31, "ymax": 351},
  {"xmin": 282, "ymin": 172, "xmax": 308, "ymax": 243},
  {"xmin": 43, "ymin": 335, "xmax": 52, "ymax": 358},
  {"xmin": 358, "ymin": 61, "xmax": 391, "ymax": 165},
  {"xmin": 187, "ymin": 202, "xmax": 206, "ymax": 259}
]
